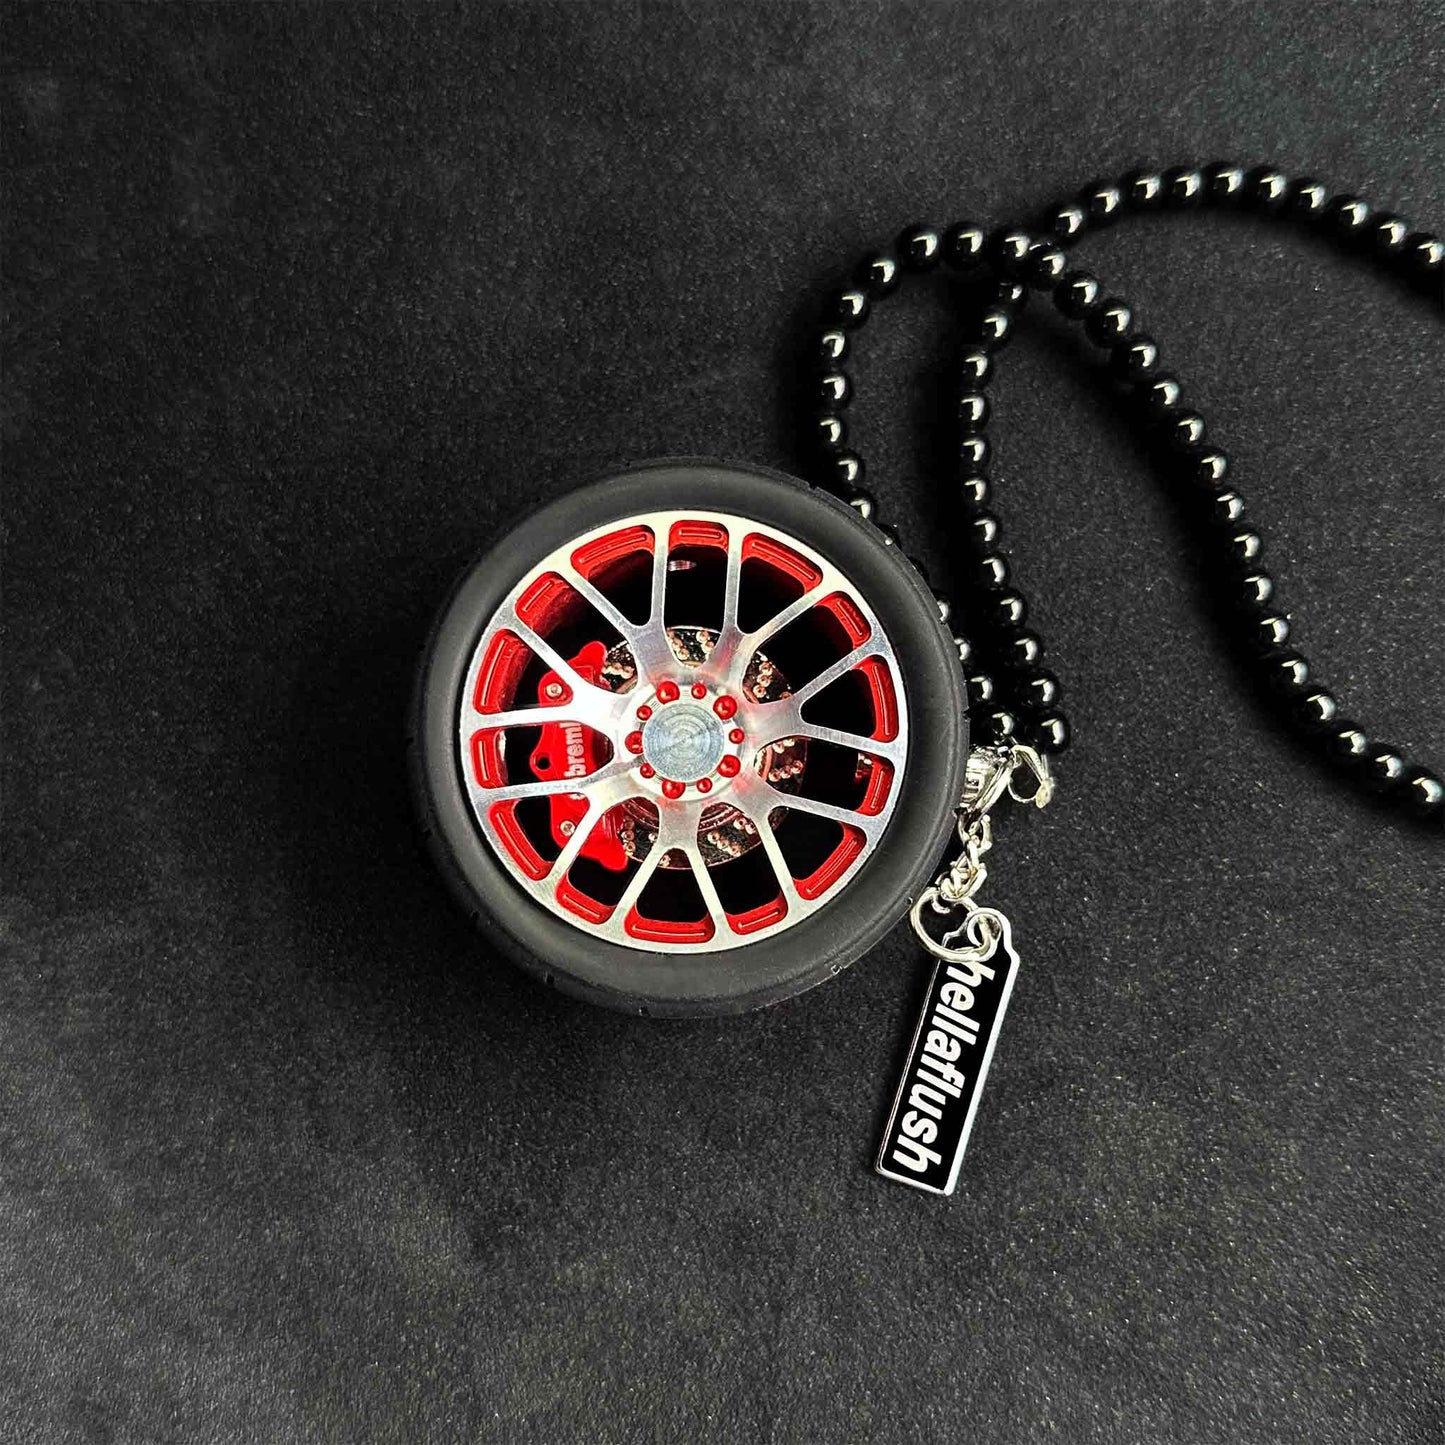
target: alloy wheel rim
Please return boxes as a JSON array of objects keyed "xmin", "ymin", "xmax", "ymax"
[{"xmin": 458, "ymin": 509, "xmax": 910, "ymax": 951}]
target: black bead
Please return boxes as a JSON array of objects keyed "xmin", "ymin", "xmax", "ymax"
[
  {"xmin": 1000, "ymin": 632, "xmax": 1044, "ymax": 671},
  {"xmin": 1168, "ymin": 412, "xmax": 1207, "ymax": 450},
  {"xmin": 900, "ymin": 225, "xmax": 942, "ymax": 270},
  {"xmin": 819, "ymin": 329, "xmax": 849, "ymax": 364},
  {"xmin": 1368, "ymin": 213, "xmax": 1409, "ymax": 256},
  {"xmin": 1293, "ymin": 689, "xmax": 1339, "ymax": 733},
  {"xmin": 1081, "ymin": 180, "xmax": 1123, "ymax": 225},
  {"xmin": 1249, "ymin": 614, "xmax": 1291, "ymax": 651},
  {"xmin": 829, "ymin": 288, "xmax": 870, "ymax": 328},
  {"xmin": 1141, "ymin": 374, "xmax": 1183, "ymax": 416},
  {"xmin": 1084, "ymin": 299, "xmax": 1132, "ymax": 344},
  {"xmin": 1110, "ymin": 334, "xmax": 1160, "ymax": 379},
  {"xmin": 1323, "ymin": 194, "xmax": 1371, "ymax": 239},
  {"xmin": 958, "ymin": 476, "xmax": 990, "ymax": 509},
  {"xmin": 960, "ymin": 435, "xmax": 990, "ymax": 470},
  {"xmin": 847, "ymin": 488, "xmax": 877, "ymax": 521},
  {"xmin": 991, "ymin": 278, "xmax": 1028, "ymax": 309},
  {"xmin": 980, "ymin": 707, "xmax": 1017, "ymax": 742},
  {"xmin": 1262, "ymin": 650, "xmax": 1310, "ymax": 696},
  {"xmin": 1402, "ymin": 766, "xmax": 1445, "ymax": 820},
  {"xmin": 1224, "ymin": 529, "xmax": 1264, "ymax": 568},
  {"xmin": 943, "ymin": 221, "xmax": 986, "ymax": 270},
  {"xmin": 857, "ymin": 253, "xmax": 900, "ymax": 296},
  {"xmin": 970, "ymin": 308, "xmax": 1015, "ymax": 349},
  {"xmin": 819, "ymin": 372, "xmax": 850, "ymax": 407},
  {"xmin": 1203, "ymin": 162, "xmax": 1246, "ymax": 204},
  {"xmin": 817, "ymin": 414, "xmax": 846, "ymax": 452},
  {"xmin": 1021, "ymin": 712, "xmax": 1070, "ymax": 753},
  {"xmin": 958, "ymin": 349, "xmax": 993, "ymax": 386},
  {"xmin": 1210, "ymin": 490, "xmax": 1247, "ymax": 528},
  {"xmin": 957, "ymin": 392, "xmax": 990, "ymax": 429},
  {"xmin": 991, "ymin": 591, "xmax": 1028, "ymax": 631},
  {"xmin": 1236, "ymin": 572, "xmax": 1274, "ymax": 610},
  {"xmin": 1244, "ymin": 166, "xmax": 1289, "ymax": 210},
  {"xmin": 988, "ymin": 228, "xmax": 1035, "ymax": 278},
  {"xmin": 875, "ymin": 522, "xmax": 901, "ymax": 548},
  {"xmin": 971, "ymin": 553, "xmax": 1010, "ymax": 591},
  {"xmin": 966, "ymin": 511, "xmax": 1002, "ymax": 551},
  {"xmin": 1023, "ymin": 243, "xmax": 1067, "ymax": 286},
  {"xmin": 1360, "ymin": 742, "xmax": 1407, "ymax": 794},
  {"xmin": 1284, "ymin": 177, "xmax": 1328, "ymax": 219},
  {"xmin": 1403, "ymin": 232, "xmax": 1445, "ymax": 281},
  {"xmin": 1124, "ymin": 169, "xmax": 1164, "ymax": 209},
  {"xmin": 966, "ymin": 672, "xmax": 996, "ymax": 708},
  {"xmin": 833, "ymin": 453, "xmax": 864, "ymax": 489},
  {"xmin": 1018, "ymin": 670, "xmax": 1060, "ymax": 711},
  {"xmin": 1325, "ymin": 721, "xmax": 1370, "ymax": 767},
  {"xmin": 1186, "ymin": 450, "xmax": 1230, "ymax": 488},
  {"xmin": 1046, "ymin": 202, "xmax": 1087, "ymax": 240},
  {"xmin": 1163, "ymin": 166, "xmax": 1204, "ymax": 207},
  {"xmin": 1055, "ymin": 270, "xmax": 1101, "ymax": 318},
  {"xmin": 953, "ymin": 635, "xmax": 974, "ymax": 667}
]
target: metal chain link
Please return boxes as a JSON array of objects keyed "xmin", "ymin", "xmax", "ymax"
[{"xmin": 908, "ymin": 742, "xmax": 1052, "ymax": 963}]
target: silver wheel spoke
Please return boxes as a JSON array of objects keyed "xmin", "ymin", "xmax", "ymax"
[
  {"xmin": 719, "ymin": 528, "xmax": 744, "ymax": 638},
  {"xmin": 752, "ymin": 813, "xmax": 798, "ymax": 903},
  {"xmin": 746, "ymin": 714, "xmax": 903, "ymax": 767},
  {"xmin": 560, "ymin": 565, "xmax": 643, "ymax": 645},
  {"xmin": 625, "ymin": 536, "xmax": 679, "ymax": 675},
  {"xmin": 506, "ymin": 616, "xmax": 625, "ymax": 732},
  {"xmin": 610, "ymin": 839, "xmax": 667, "ymax": 920},
  {"xmin": 702, "ymin": 527, "xmax": 749, "ymax": 675},
  {"xmin": 682, "ymin": 842, "xmax": 732, "ymax": 937},
  {"xmin": 648, "ymin": 530, "xmax": 670, "ymax": 627},
  {"xmin": 468, "ymin": 704, "xmax": 592, "ymax": 732},
  {"xmin": 549, "ymin": 794, "xmax": 608, "ymax": 878},
  {"xmin": 478, "ymin": 753, "xmax": 634, "ymax": 804},
  {"xmin": 758, "ymin": 784, "xmax": 887, "ymax": 842},
  {"xmin": 789, "ymin": 642, "xmax": 880, "ymax": 708},
  {"xmin": 742, "ymin": 586, "xmax": 820, "ymax": 653},
  {"xmin": 600, "ymin": 803, "xmax": 695, "ymax": 934},
  {"xmin": 729, "ymin": 787, "xmax": 797, "ymax": 903}
]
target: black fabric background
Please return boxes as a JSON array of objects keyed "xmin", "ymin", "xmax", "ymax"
[{"xmin": 4, "ymin": 4, "xmax": 1442, "ymax": 1441}]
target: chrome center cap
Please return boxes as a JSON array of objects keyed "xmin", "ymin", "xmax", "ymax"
[{"xmin": 640, "ymin": 702, "xmax": 725, "ymax": 782}]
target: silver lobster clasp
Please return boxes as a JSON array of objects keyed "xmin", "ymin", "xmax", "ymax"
[{"xmin": 909, "ymin": 743, "xmax": 1054, "ymax": 964}]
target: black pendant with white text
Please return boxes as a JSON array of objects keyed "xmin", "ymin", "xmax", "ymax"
[{"xmin": 876, "ymin": 921, "xmax": 1020, "ymax": 1194}]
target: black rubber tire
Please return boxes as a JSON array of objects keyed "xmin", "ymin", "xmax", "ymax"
[{"xmin": 409, "ymin": 459, "xmax": 969, "ymax": 1017}]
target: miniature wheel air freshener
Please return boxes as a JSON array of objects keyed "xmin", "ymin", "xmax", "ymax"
[
  {"xmin": 411, "ymin": 460, "xmax": 969, "ymax": 1016},
  {"xmin": 412, "ymin": 162, "xmax": 1440, "ymax": 1193}
]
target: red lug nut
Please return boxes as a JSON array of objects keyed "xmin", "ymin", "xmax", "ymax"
[
  {"xmin": 713, "ymin": 695, "xmax": 737, "ymax": 719},
  {"xmin": 636, "ymin": 704, "xmax": 652, "ymax": 720},
  {"xmin": 728, "ymin": 727, "xmax": 745, "ymax": 745},
  {"xmin": 657, "ymin": 680, "xmax": 680, "ymax": 703},
  {"xmin": 661, "ymin": 778, "xmax": 685, "ymax": 800},
  {"xmin": 696, "ymin": 777, "xmax": 713, "ymax": 793},
  {"xmin": 625, "ymin": 731, "xmax": 644, "ymax": 754},
  {"xmin": 639, "ymin": 763, "xmax": 656, "ymax": 778},
  {"xmin": 718, "ymin": 756, "xmax": 740, "ymax": 777},
  {"xmin": 691, "ymin": 682, "xmax": 708, "ymax": 700}
]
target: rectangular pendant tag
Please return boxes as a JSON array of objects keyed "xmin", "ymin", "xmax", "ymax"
[{"xmin": 876, "ymin": 920, "xmax": 1020, "ymax": 1195}]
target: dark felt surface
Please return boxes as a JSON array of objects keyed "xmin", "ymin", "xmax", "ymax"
[{"xmin": 4, "ymin": 3, "xmax": 1442, "ymax": 1441}]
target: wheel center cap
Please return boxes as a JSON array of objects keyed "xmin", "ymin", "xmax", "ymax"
[{"xmin": 640, "ymin": 702, "xmax": 725, "ymax": 782}]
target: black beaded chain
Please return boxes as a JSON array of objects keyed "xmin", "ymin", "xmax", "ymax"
[{"xmin": 807, "ymin": 162, "xmax": 1444, "ymax": 826}]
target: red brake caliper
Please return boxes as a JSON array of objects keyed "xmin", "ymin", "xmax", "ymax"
[{"xmin": 530, "ymin": 640, "xmax": 628, "ymax": 870}]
